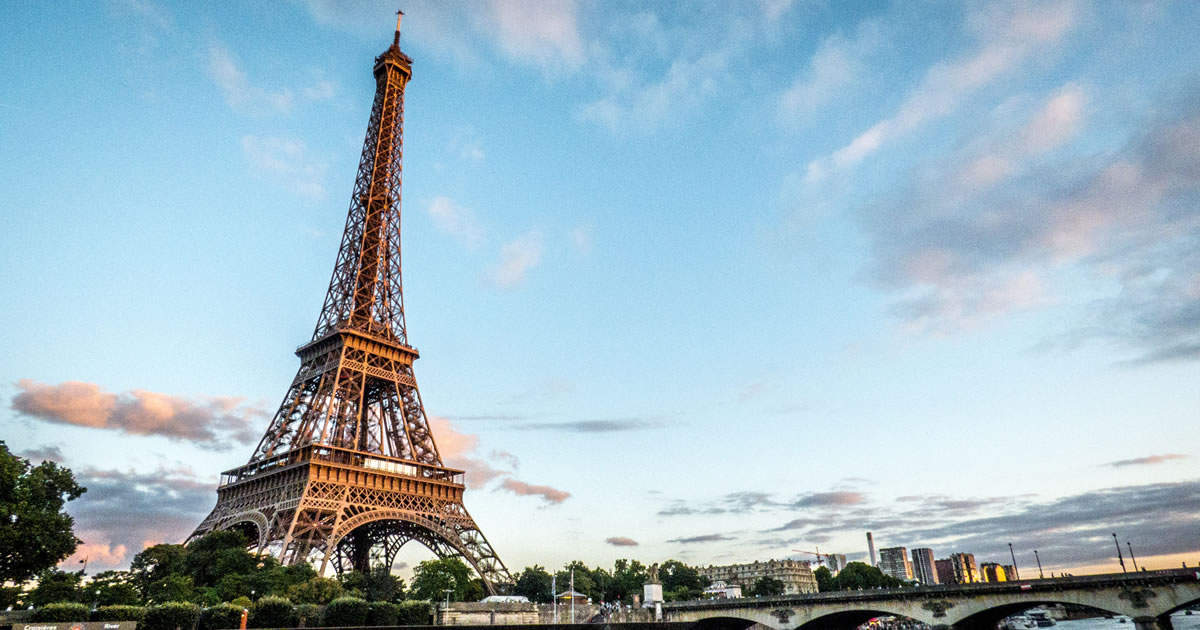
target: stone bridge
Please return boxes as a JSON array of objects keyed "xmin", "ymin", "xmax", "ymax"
[{"xmin": 663, "ymin": 569, "xmax": 1200, "ymax": 630}]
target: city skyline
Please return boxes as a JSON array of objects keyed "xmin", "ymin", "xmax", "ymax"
[{"xmin": 1, "ymin": 1, "xmax": 1198, "ymax": 581}]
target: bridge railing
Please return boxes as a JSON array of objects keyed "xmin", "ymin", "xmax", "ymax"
[{"xmin": 664, "ymin": 568, "xmax": 1200, "ymax": 610}]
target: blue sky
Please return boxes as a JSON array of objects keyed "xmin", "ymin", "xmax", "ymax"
[{"xmin": 1, "ymin": 0, "xmax": 1198, "ymax": 579}]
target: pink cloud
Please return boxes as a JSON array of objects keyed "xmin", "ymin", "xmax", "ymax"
[
  {"xmin": 501, "ymin": 479, "xmax": 570, "ymax": 504},
  {"xmin": 11, "ymin": 380, "xmax": 263, "ymax": 450}
]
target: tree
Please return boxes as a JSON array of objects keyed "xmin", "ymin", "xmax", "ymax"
[
  {"xmin": 813, "ymin": 566, "xmax": 835, "ymax": 593},
  {"xmin": 182, "ymin": 531, "xmax": 256, "ymax": 589},
  {"xmin": 828, "ymin": 562, "xmax": 905, "ymax": 591},
  {"xmin": 288, "ymin": 577, "xmax": 345, "ymax": 605},
  {"xmin": 339, "ymin": 566, "xmax": 404, "ymax": 602},
  {"xmin": 408, "ymin": 558, "xmax": 473, "ymax": 602},
  {"xmin": 129, "ymin": 544, "xmax": 188, "ymax": 599},
  {"xmin": 554, "ymin": 562, "xmax": 596, "ymax": 602},
  {"xmin": 609, "ymin": 559, "xmax": 647, "ymax": 603},
  {"xmin": 86, "ymin": 570, "xmax": 142, "ymax": 606},
  {"xmin": 747, "ymin": 576, "xmax": 785, "ymax": 597},
  {"xmin": 659, "ymin": 560, "xmax": 708, "ymax": 601},
  {"xmin": 29, "ymin": 568, "xmax": 83, "ymax": 607},
  {"xmin": 512, "ymin": 565, "xmax": 552, "ymax": 603},
  {"xmin": 0, "ymin": 442, "xmax": 86, "ymax": 584}
]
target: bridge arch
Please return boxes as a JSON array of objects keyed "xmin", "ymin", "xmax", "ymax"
[
  {"xmin": 689, "ymin": 616, "xmax": 757, "ymax": 630},
  {"xmin": 950, "ymin": 601, "xmax": 1119, "ymax": 630},
  {"xmin": 796, "ymin": 608, "xmax": 922, "ymax": 630}
]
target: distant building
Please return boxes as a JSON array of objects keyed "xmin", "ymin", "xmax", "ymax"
[
  {"xmin": 911, "ymin": 548, "xmax": 938, "ymax": 585},
  {"xmin": 823, "ymin": 554, "xmax": 848, "ymax": 575},
  {"xmin": 703, "ymin": 581, "xmax": 743, "ymax": 599},
  {"xmin": 1003, "ymin": 565, "xmax": 1019, "ymax": 581},
  {"xmin": 950, "ymin": 553, "xmax": 980, "ymax": 584},
  {"xmin": 935, "ymin": 558, "xmax": 956, "ymax": 584},
  {"xmin": 878, "ymin": 547, "xmax": 913, "ymax": 581},
  {"xmin": 699, "ymin": 559, "xmax": 818, "ymax": 595},
  {"xmin": 981, "ymin": 562, "xmax": 1007, "ymax": 582},
  {"xmin": 867, "ymin": 532, "xmax": 878, "ymax": 566}
]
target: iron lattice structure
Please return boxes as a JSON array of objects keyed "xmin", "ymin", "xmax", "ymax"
[{"xmin": 191, "ymin": 22, "xmax": 513, "ymax": 592}]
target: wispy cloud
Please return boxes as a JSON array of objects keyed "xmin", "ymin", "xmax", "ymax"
[
  {"xmin": 18, "ymin": 444, "xmax": 64, "ymax": 463},
  {"xmin": 1106, "ymin": 454, "xmax": 1188, "ymax": 468},
  {"xmin": 606, "ymin": 536, "xmax": 639, "ymax": 547},
  {"xmin": 241, "ymin": 135, "xmax": 328, "ymax": 201},
  {"xmin": 777, "ymin": 21, "xmax": 882, "ymax": 127},
  {"xmin": 514, "ymin": 419, "xmax": 657, "ymax": 433},
  {"xmin": 427, "ymin": 196, "xmax": 484, "ymax": 248},
  {"xmin": 207, "ymin": 45, "xmax": 294, "ymax": 113},
  {"xmin": 805, "ymin": 1, "xmax": 1077, "ymax": 181},
  {"xmin": 11, "ymin": 380, "xmax": 264, "ymax": 451},
  {"xmin": 488, "ymin": 231, "xmax": 543, "ymax": 288},
  {"xmin": 667, "ymin": 533, "xmax": 735, "ymax": 544},
  {"xmin": 489, "ymin": 0, "xmax": 585, "ymax": 72},
  {"xmin": 501, "ymin": 478, "xmax": 571, "ymax": 504}
]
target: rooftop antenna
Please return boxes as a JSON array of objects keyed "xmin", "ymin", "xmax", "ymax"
[{"xmin": 394, "ymin": 9, "xmax": 404, "ymax": 46}]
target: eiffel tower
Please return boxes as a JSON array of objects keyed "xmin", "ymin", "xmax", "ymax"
[{"xmin": 191, "ymin": 15, "xmax": 513, "ymax": 593}]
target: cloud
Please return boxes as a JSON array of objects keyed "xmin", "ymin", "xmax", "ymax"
[
  {"xmin": 805, "ymin": 1, "xmax": 1077, "ymax": 180},
  {"xmin": 578, "ymin": 48, "xmax": 729, "ymax": 132},
  {"xmin": 207, "ymin": 45, "xmax": 294, "ymax": 113},
  {"xmin": 427, "ymin": 197, "xmax": 484, "ymax": 248},
  {"xmin": 447, "ymin": 130, "xmax": 485, "ymax": 162},
  {"xmin": 18, "ymin": 444, "xmax": 64, "ymax": 462},
  {"xmin": 61, "ymin": 542, "xmax": 130, "ymax": 569},
  {"xmin": 514, "ymin": 419, "xmax": 656, "ymax": 433},
  {"xmin": 606, "ymin": 536, "xmax": 639, "ymax": 547},
  {"xmin": 500, "ymin": 479, "xmax": 571, "ymax": 504},
  {"xmin": 667, "ymin": 533, "xmax": 735, "ymax": 544},
  {"xmin": 793, "ymin": 491, "xmax": 866, "ymax": 507},
  {"xmin": 427, "ymin": 415, "xmax": 571, "ymax": 504},
  {"xmin": 63, "ymin": 465, "xmax": 216, "ymax": 570},
  {"xmin": 1106, "ymin": 454, "xmax": 1188, "ymax": 468},
  {"xmin": 489, "ymin": 0, "xmax": 585, "ymax": 71},
  {"xmin": 858, "ymin": 81, "xmax": 1200, "ymax": 352},
  {"xmin": 11, "ymin": 380, "xmax": 263, "ymax": 451},
  {"xmin": 241, "ymin": 135, "xmax": 328, "ymax": 201},
  {"xmin": 488, "ymin": 231, "xmax": 543, "ymax": 287},
  {"xmin": 777, "ymin": 21, "xmax": 881, "ymax": 126},
  {"xmin": 569, "ymin": 225, "xmax": 592, "ymax": 254}
]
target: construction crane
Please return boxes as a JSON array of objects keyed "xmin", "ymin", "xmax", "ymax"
[{"xmin": 793, "ymin": 548, "xmax": 826, "ymax": 565}]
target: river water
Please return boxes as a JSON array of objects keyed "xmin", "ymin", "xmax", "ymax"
[{"xmin": 1056, "ymin": 615, "xmax": 1200, "ymax": 630}]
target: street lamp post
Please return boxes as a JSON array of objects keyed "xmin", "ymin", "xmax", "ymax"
[
  {"xmin": 1113, "ymin": 533, "xmax": 1127, "ymax": 573},
  {"xmin": 1008, "ymin": 543, "xmax": 1020, "ymax": 580},
  {"xmin": 443, "ymin": 589, "xmax": 453, "ymax": 625},
  {"xmin": 1034, "ymin": 550, "xmax": 1044, "ymax": 579},
  {"xmin": 1127, "ymin": 542, "xmax": 1140, "ymax": 572}
]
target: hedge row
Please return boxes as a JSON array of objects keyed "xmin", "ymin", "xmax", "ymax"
[{"xmin": 33, "ymin": 598, "xmax": 434, "ymax": 628}]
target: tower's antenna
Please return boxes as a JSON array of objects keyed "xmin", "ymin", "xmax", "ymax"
[{"xmin": 394, "ymin": 9, "xmax": 404, "ymax": 46}]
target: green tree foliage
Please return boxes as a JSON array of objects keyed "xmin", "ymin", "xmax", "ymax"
[
  {"xmin": 148, "ymin": 575, "xmax": 198, "ymax": 605},
  {"xmin": 813, "ymin": 566, "xmax": 835, "ymax": 592},
  {"xmin": 747, "ymin": 576, "xmax": 785, "ymax": 597},
  {"xmin": 248, "ymin": 595, "xmax": 295, "ymax": 628},
  {"xmin": 142, "ymin": 602, "xmax": 201, "ymax": 630},
  {"xmin": 32, "ymin": 602, "xmax": 90, "ymax": 622},
  {"xmin": 0, "ymin": 442, "xmax": 87, "ymax": 584},
  {"xmin": 92, "ymin": 605, "xmax": 149, "ymax": 622},
  {"xmin": 0, "ymin": 586, "xmax": 22, "ymax": 610},
  {"xmin": 130, "ymin": 544, "xmax": 189, "ymax": 600},
  {"xmin": 512, "ymin": 565, "xmax": 553, "ymax": 603},
  {"xmin": 366, "ymin": 601, "xmax": 401, "ymax": 626},
  {"xmin": 396, "ymin": 600, "xmax": 434, "ymax": 625},
  {"xmin": 338, "ymin": 566, "xmax": 404, "ymax": 603},
  {"xmin": 608, "ymin": 559, "xmax": 647, "ymax": 604},
  {"xmin": 553, "ymin": 561, "xmax": 596, "ymax": 602},
  {"xmin": 294, "ymin": 603, "xmax": 321, "ymax": 628},
  {"xmin": 29, "ymin": 569, "xmax": 83, "ymax": 607},
  {"xmin": 322, "ymin": 596, "xmax": 369, "ymax": 627},
  {"xmin": 659, "ymin": 560, "xmax": 708, "ymax": 602},
  {"xmin": 409, "ymin": 558, "xmax": 473, "ymax": 602},
  {"xmin": 825, "ymin": 562, "xmax": 906, "ymax": 591},
  {"xmin": 86, "ymin": 570, "xmax": 143, "ymax": 606},
  {"xmin": 287, "ymin": 577, "xmax": 344, "ymax": 605},
  {"xmin": 199, "ymin": 604, "xmax": 244, "ymax": 630}
]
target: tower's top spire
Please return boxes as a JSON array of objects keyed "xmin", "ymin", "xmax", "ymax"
[{"xmin": 393, "ymin": 10, "xmax": 403, "ymax": 47}]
